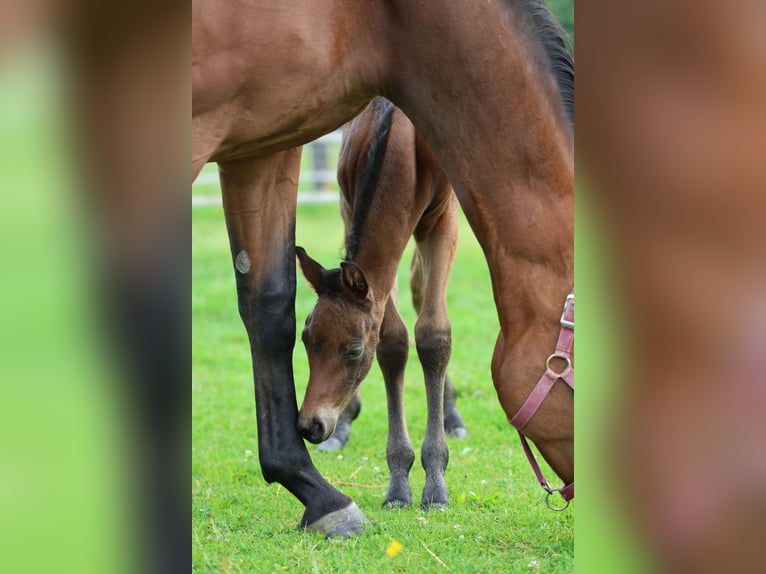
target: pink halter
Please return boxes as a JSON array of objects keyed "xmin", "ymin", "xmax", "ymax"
[{"xmin": 509, "ymin": 292, "xmax": 574, "ymax": 509}]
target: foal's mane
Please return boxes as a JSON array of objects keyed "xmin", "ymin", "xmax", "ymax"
[
  {"xmin": 344, "ymin": 98, "xmax": 396, "ymax": 262},
  {"xmin": 517, "ymin": 0, "xmax": 574, "ymax": 130}
]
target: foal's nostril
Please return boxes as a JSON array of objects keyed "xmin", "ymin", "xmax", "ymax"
[
  {"xmin": 308, "ymin": 419, "xmax": 325, "ymax": 443},
  {"xmin": 298, "ymin": 416, "xmax": 326, "ymax": 444}
]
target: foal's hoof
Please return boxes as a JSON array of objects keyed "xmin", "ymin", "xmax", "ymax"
[
  {"xmin": 384, "ymin": 481, "xmax": 412, "ymax": 509},
  {"xmin": 317, "ymin": 436, "xmax": 344, "ymax": 452},
  {"xmin": 383, "ymin": 498, "xmax": 411, "ymax": 509},
  {"xmin": 421, "ymin": 500, "xmax": 449, "ymax": 511},
  {"xmin": 447, "ymin": 426, "xmax": 468, "ymax": 439},
  {"xmin": 304, "ymin": 502, "xmax": 370, "ymax": 539}
]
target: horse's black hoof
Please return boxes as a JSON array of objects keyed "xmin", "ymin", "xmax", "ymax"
[
  {"xmin": 447, "ymin": 426, "xmax": 468, "ymax": 439},
  {"xmin": 317, "ymin": 437, "xmax": 344, "ymax": 452},
  {"xmin": 304, "ymin": 502, "xmax": 370, "ymax": 539}
]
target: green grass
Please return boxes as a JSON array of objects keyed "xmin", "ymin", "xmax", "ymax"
[{"xmin": 192, "ymin": 202, "xmax": 574, "ymax": 573}]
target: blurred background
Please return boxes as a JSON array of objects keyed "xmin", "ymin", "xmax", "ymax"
[{"xmin": 0, "ymin": 42, "xmax": 132, "ymax": 573}]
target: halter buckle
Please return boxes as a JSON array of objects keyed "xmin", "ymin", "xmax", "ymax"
[{"xmin": 560, "ymin": 293, "xmax": 574, "ymax": 329}]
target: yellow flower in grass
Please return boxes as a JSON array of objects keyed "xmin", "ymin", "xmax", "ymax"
[{"xmin": 385, "ymin": 539, "xmax": 404, "ymax": 557}]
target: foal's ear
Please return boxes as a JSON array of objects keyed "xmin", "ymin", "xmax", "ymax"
[
  {"xmin": 340, "ymin": 260, "xmax": 370, "ymax": 300},
  {"xmin": 296, "ymin": 246, "xmax": 327, "ymax": 294}
]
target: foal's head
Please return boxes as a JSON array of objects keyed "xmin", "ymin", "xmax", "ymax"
[{"xmin": 295, "ymin": 247, "xmax": 380, "ymax": 443}]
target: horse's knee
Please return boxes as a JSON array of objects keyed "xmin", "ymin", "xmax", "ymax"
[
  {"xmin": 377, "ymin": 330, "xmax": 408, "ymax": 361},
  {"xmin": 237, "ymin": 281, "xmax": 296, "ymax": 355},
  {"xmin": 377, "ymin": 322, "xmax": 409, "ymax": 374},
  {"xmin": 414, "ymin": 324, "xmax": 451, "ymax": 373}
]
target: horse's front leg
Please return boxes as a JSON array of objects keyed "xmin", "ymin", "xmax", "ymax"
[{"xmin": 218, "ymin": 151, "xmax": 368, "ymax": 537}]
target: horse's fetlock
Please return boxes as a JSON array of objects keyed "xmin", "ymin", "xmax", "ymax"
[
  {"xmin": 259, "ymin": 454, "xmax": 286, "ymax": 484},
  {"xmin": 260, "ymin": 448, "xmax": 303, "ymax": 484},
  {"xmin": 421, "ymin": 439, "xmax": 449, "ymax": 471},
  {"xmin": 387, "ymin": 443, "xmax": 415, "ymax": 472}
]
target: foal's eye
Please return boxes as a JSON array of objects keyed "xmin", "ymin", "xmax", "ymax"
[{"xmin": 343, "ymin": 347, "xmax": 363, "ymax": 360}]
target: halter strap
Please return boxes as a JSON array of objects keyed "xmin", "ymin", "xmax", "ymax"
[
  {"xmin": 518, "ymin": 432, "xmax": 574, "ymax": 508},
  {"xmin": 509, "ymin": 293, "xmax": 574, "ymax": 429},
  {"xmin": 509, "ymin": 292, "xmax": 574, "ymax": 508}
]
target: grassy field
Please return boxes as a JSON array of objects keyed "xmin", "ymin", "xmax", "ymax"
[{"xmin": 192, "ymin": 197, "xmax": 574, "ymax": 573}]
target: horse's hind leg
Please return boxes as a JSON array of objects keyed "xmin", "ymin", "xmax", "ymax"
[
  {"xmin": 218, "ymin": 151, "xmax": 367, "ymax": 538},
  {"xmin": 442, "ymin": 373, "xmax": 466, "ymax": 438},
  {"xmin": 318, "ymin": 390, "xmax": 361, "ymax": 452},
  {"xmin": 377, "ymin": 294, "xmax": 415, "ymax": 508},
  {"xmin": 410, "ymin": 250, "xmax": 466, "ymax": 438},
  {"xmin": 413, "ymin": 200, "xmax": 459, "ymax": 509}
]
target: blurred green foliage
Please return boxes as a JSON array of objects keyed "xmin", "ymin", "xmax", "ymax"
[
  {"xmin": 548, "ymin": 0, "xmax": 574, "ymax": 42},
  {"xmin": 0, "ymin": 46, "xmax": 132, "ymax": 574}
]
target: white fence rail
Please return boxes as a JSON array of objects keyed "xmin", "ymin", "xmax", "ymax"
[{"xmin": 193, "ymin": 130, "xmax": 343, "ymax": 205}]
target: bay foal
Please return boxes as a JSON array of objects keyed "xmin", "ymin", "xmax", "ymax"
[{"xmin": 296, "ymin": 98, "xmax": 462, "ymax": 508}]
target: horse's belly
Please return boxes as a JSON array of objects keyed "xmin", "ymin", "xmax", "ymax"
[{"xmin": 192, "ymin": 0, "xmax": 374, "ymax": 164}]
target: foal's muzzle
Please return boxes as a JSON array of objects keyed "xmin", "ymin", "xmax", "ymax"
[{"xmin": 297, "ymin": 412, "xmax": 335, "ymax": 444}]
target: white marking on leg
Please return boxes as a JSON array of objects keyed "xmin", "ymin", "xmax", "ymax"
[{"xmin": 235, "ymin": 250, "xmax": 251, "ymax": 274}]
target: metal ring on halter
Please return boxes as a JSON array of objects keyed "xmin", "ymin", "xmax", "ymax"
[
  {"xmin": 545, "ymin": 353, "xmax": 572, "ymax": 374},
  {"xmin": 545, "ymin": 489, "xmax": 570, "ymax": 511}
]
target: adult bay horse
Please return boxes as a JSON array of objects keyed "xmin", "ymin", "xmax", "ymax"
[
  {"xmin": 192, "ymin": 0, "xmax": 573, "ymax": 537},
  {"xmin": 296, "ymin": 98, "xmax": 463, "ymax": 509}
]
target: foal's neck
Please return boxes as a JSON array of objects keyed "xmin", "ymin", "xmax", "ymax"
[
  {"xmin": 345, "ymin": 216, "xmax": 412, "ymax": 314},
  {"xmin": 341, "ymin": 103, "xmax": 422, "ymax": 314}
]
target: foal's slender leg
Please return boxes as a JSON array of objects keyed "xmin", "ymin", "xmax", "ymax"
[
  {"xmin": 377, "ymin": 295, "xmax": 415, "ymax": 508},
  {"xmin": 410, "ymin": 250, "xmax": 466, "ymax": 438},
  {"xmin": 413, "ymin": 202, "xmax": 458, "ymax": 509},
  {"xmin": 218, "ymin": 151, "xmax": 367, "ymax": 537},
  {"xmin": 318, "ymin": 391, "xmax": 361, "ymax": 452}
]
